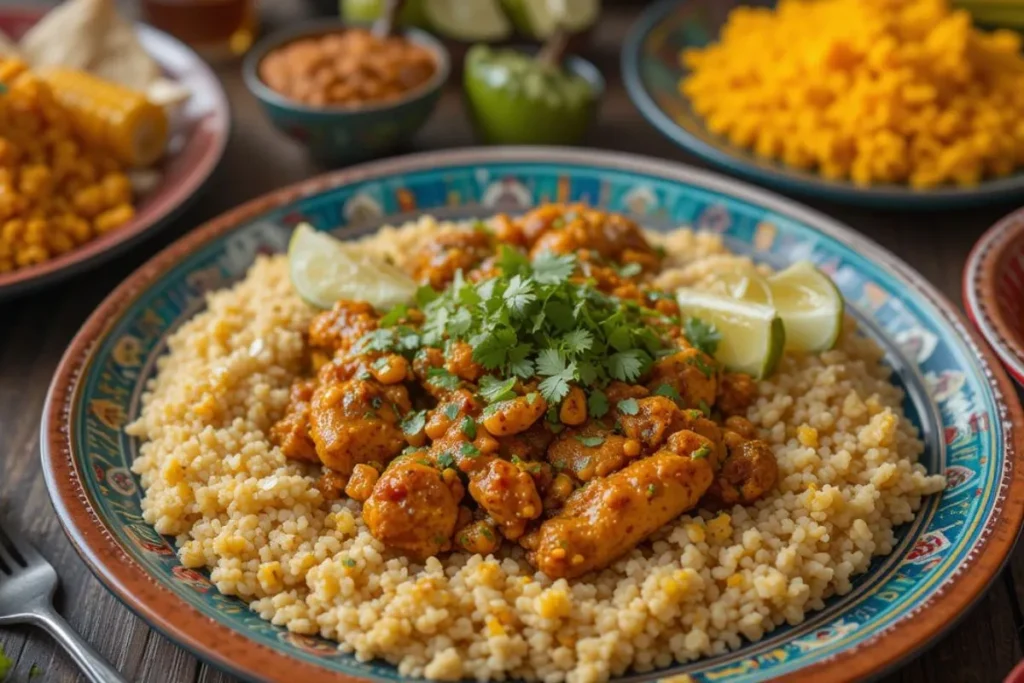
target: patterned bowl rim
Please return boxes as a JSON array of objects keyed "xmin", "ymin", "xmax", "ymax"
[
  {"xmin": 621, "ymin": 0, "xmax": 1024, "ymax": 208},
  {"xmin": 963, "ymin": 206, "xmax": 1024, "ymax": 385},
  {"xmin": 40, "ymin": 147, "xmax": 1024, "ymax": 683},
  {"xmin": 0, "ymin": 8, "xmax": 231, "ymax": 300}
]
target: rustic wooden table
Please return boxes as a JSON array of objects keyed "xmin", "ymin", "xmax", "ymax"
[{"xmin": 2, "ymin": 3, "xmax": 1023, "ymax": 682}]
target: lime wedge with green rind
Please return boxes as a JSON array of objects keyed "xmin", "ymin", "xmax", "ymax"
[
  {"xmin": 424, "ymin": 0, "xmax": 511, "ymax": 41},
  {"xmin": 767, "ymin": 261, "xmax": 844, "ymax": 353},
  {"xmin": 502, "ymin": 0, "xmax": 601, "ymax": 38},
  {"xmin": 676, "ymin": 288, "xmax": 785, "ymax": 379},
  {"xmin": 704, "ymin": 264, "xmax": 773, "ymax": 304},
  {"xmin": 340, "ymin": 0, "xmax": 429, "ymax": 27},
  {"xmin": 288, "ymin": 223, "xmax": 417, "ymax": 311}
]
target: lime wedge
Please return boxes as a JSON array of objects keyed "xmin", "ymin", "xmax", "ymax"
[
  {"xmin": 288, "ymin": 223, "xmax": 417, "ymax": 310},
  {"xmin": 502, "ymin": 0, "xmax": 601, "ymax": 37},
  {"xmin": 704, "ymin": 265, "xmax": 773, "ymax": 304},
  {"xmin": 340, "ymin": 0, "xmax": 429, "ymax": 27},
  {"xmin": 676, "ymin": 288, "xmax": 785, "ymax": 379},
  {"xmin": 424, "ymin": 0, "xmax": 511, "ymax": 41},
  {"xmin": 767, "ymin": 261, "xmax": 844, "ymax": 353}
]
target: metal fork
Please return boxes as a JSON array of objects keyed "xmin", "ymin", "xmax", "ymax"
[{"xmin": 0, "ymin": 520, "xmax": 128, "ymax": 683}]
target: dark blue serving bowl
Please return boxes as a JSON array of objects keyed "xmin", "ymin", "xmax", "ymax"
[
  {"xmin": 622, "ymin": 0, "xmax": 1024, "ymax": 209},
  {"xmin": 244, "ymin": 18, "xmax": 449, "ymax": 166}
]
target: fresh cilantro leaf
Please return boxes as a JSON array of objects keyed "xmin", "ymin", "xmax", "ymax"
[
  {"xmin": 575, "ymin": 435, "xmax": 605, "ymax": 447},
  {"xmin": 609, "ymin": 350, "xmax": 648, "ymax": 382},
  {"xmin": 460, "ymin": 442, "xmax": 481, "ymax": 458},
  {"xmin": 525, "ymin": 391, "xmax": 540, "ymax": 405},
  {"xmin": 479, "ymin": 375, "xmax": 517, "ymax": 402},
  {"xmin": 498, "ymin": 245, "xmax": 531, "ymax": 275},
  {"xmin": 401, "ymin": 445, "xmax": 425, "ymax": 456},
  {"xmin": 539, "ymin": 374, "xmax": 572, "ymax": 403},
  {"xmin": 427, "ymin": 367, "xmax": 460, "ymax": 390},
  {"xmin": 685, "ymin": 317, "xmax": 722, "ymax": 355},
  {"xmin": 379, "ymin": 304, "xmax": 407, "ymax": 327},
  {"xmin": 472, "ymin": 327, "xmax": 517, "ymax": 369},
  {"xmin": 617, "ymin": 398, "xmax": 640, "ymax": 415},
  {"xmin": 415, "ymin": 285, "xmax": 439, "ymax": 307},
  {"xmin": 693, "ymin": 354, "xmax": 716, "ymax": 378},
  {"xmin": 561, "ymin": 329, "xmax": 594, "ymax": 355},
  {"xmin": 577, "ymin": 361, "xmax": 599, "ymax": 385},
  {"xmin": 503, "ymin": 274, "xmax": 536, "ymax": 314},
  {"xmin": 536, "ymin": 348, "xmax": 568, "ymax": 377},
  {"xmin": 508, "ymin": 345, "xmax": 536, "ymax": 378},
  {"xmin": 617, "ymin": 262, "xmax": 643, "ymax": 278},
  {"xmin": 653, "ymin": 383, "xmax": 684, "ymax": 405},
  {"xmin": 437, "ymin": 451, "xmax": 455, "ymax": 469},
  {"xmin": 372, "ymin": 356, "xmax": 392, "ymax": 373},
  {"xmin": 442, "ymin": 403, "xmax": 460, "ymax": 420},
  {"xmin": 698, "ymin": 399, "xmax": 711, "ymax": 416},
  {"xmin": 587, "ymin": 389, "xmax": 609, "ymax": 418},
  {"xmin": 449, "ymin": 308, "xmax": 473, "ymax": 335},
  {"xmin": 532, "ymin": 251, "xmax": 576, "ymax": 284},
  {"xmin": 693, "ymin": 444, "xmax": 712, "ymax": 459},
  {"xmin": 359, "ymin": 329, "xmax": 395, "ymax": 352},
  {"xmin": 460, "ymin": 416, "xmax": 477, "ymax": 439},
  {"xmin": 397, "ymin": 409, "xmax": 425, "ymax": 436},
  {"xmin": 356, "ymin": 369, "xmax": 372, "ymax": 381}
]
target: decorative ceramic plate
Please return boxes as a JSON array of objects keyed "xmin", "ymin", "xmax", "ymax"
[
  {"xmin": 0, "ymin": 8, "xmax": 230, "ymax": 300},
  {"xmin": 621, "ymin": 0, "xmax": 1024, "ymax": 209},
  {"xmin": 964, "ymin": 206, "xmax": 1024, "ymax": 386},
  {"xmin": 42, "ymin": 148, "xmax": 1024, "ymax": 683}
]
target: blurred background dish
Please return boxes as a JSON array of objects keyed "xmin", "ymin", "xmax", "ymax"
[
  {"xmin": 622, "ymin": 0, "xmax": 1024, "ymax": 208},
  {"xmin": 964, "ymin": 205, "xmax": 1024, "ymax": 386},
  {"xmin": 0, "ymin": 6, "xmax": 229, "ymax": 300},
  {"xmin": 243, "ymin": 18, "xmax": 448, "ymax": 165}
]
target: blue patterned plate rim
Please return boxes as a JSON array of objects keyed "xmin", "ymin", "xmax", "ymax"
[
  {"xmin": 621, "ymin": 0, "xmax": 1024, "ymax": 209},
  {"xmin": 40, "ymin": 147, "xmax": 1024, "ymax": 683}
]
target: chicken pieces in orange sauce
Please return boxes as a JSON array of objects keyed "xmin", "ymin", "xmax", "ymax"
[{"xmin": 272, "ymin": 204, "xmax": 778, "ymax": 578}]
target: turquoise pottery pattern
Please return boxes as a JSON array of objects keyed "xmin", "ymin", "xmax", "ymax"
[
  {"xmin": 621, "ymin": 0, "xmax": 1024, "ymax": 208},
  {"xmin": 47, "ymin": 149, "xmax": 1018, "ymax": 682}
]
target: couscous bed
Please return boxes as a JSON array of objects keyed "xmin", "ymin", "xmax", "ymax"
[{"xmin": 127, "ymin": 211, "xmax": 945, "ymax": 682}]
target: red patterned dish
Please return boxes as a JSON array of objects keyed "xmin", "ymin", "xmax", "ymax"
[
  {"xmin": 0, "ymin": 8, "xmax": 229, "ymax": 300},
  {"xmin": 964, "ymin": 206, "xmax": 1024, "ymax": 386}
]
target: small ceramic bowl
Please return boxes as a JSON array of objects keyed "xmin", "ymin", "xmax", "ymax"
[
  {"xmin": 964, "ymin": 206, "xmax": 1024, "ymax": 385},
  {"xmin": 243, "ymin": 19, "xmax": 449, "ymax": 166}
]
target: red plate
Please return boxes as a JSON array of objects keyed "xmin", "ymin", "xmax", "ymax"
[{"xmin": 0, "ymin": 8, "xmax": 229, "ymax": 300}]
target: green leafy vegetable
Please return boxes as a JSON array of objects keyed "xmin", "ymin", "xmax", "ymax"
[
  {"xmin": 379, "ymin": 304, "xmax": 407, "ymax": 327},
  {"xmin": 698, "ymin": 399, "xmax": 711, "ymax": 417},
  {"xmin": 400, "ymin": 410, "xmax": 426, "ymax": 436},
  {"xmin": 685, "ymin": 317, "xmax": 722, "ymax": 356},
  {"xmin": 575, "ymin": 435, "xmax": 605, "ymax": 447},
  {"xmin": 479, "ymin": 375, "xmax": 517, "ymax": 403},
  {"xmin": 617, "ymin": 262, "xmax": 643, "ymax": 278},
  {"xmin": 617, "ymin": 398, "xmax": 640, "ymax": 415},
  {"xmin": 442, "ymin": 403, "xmax": 460, "ymax": 420},
  {"xmin": 460, "ymin": 416, "xmax": 477, "ymax": 439},
  {"xmin": 653, "ymin": 383, "xmax": 684, "ymax": 405},
  {"xmin": 587, "ymin": 389, "xmax": 609, "ymax": 419},
  {"xmin": 437, "ymin": 452, "xmax": 456, "ymax": 469},
  {"xmin": 427, "ymin": 367, "xmax": 460, "ymax": 390},
  {"xmin": 692, "ymin": 444, "xmax": 712, "ymax": 460},
  {"xmin": 460, "ymin": 442, "xmax": 481, "ymax": 458}
]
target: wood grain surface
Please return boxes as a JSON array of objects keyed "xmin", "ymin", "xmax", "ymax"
[{"xmin": 1, "ymin": 3, "xmax": 1022, "ymax": 682}]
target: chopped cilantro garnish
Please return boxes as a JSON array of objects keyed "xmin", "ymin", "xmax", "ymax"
[
  {"xmin": 575, "ymin": 435, "xmax": 605, "ymax": 447},
  {"xmin": 370, "ymin": 396, "xmax": 383, "ymax": 409},
  {"xmin": 646, "ymin": 483, "xmax": 656, "ymax": 498},
  {"xmin": 427, "ymin": 367, "xmax": 460, "ymax": 390},
  {"xmin": 617, "ymin": 262, "xmax": 643, "ymax": 278},
  {"xmin": 442, "ymin": 403, "xmax": 460, "ymax": 420},
  {"xmin": 685, "ymin": 317, "xmax": 722, "ymax": 356},
  {"xmin": 692, "ymin": 354, "xmax": 716, "ymax": 379},
  {"xmin": 693, "ymin": 444, "xmax": 712, "ymax": 460},
  {"xmin": 379, "ymin": 304, "xmax": 407, "ymax": 327},
  {"xmin": 698, "ymin": 399, "xmax": 711, "ymax": 417},
  {"xmin": 617, "ymin": 398, "xmax": 640, "ymax": 415},
  {"xmin": 401, "ymin": 410, "xmax": 426, "ymax": 436},
  {"xmin": 460, "ymin": 416, "xmax": 477, "ymax": 439},
  {"xmin": 358, "ymin": 328, "xmax": 397, "ymax": 352},
  {"xmin": 587, "ymin": 389, "xmax": 609, "ymax": 418},
  {"xmin": 362, "ymin": 411, "xmax": 377, "ymax": 420},
  {"xmin": 413, "ymin": 249, "xmax": 670, "ymax": 402},
  {"xmin": 460, "ymin": 442, "xmax": 481, "ymax": 458},
  {"xmin": 372, "ymin": 356, "xmax": 392, "ymax": 373},
  {"xmin": 525, "ymin": 392, "xmax": 540, "ymax": 405},
  {"xmin": 653, "ymin": 383, "xmax": 684, "ymax": 405},
  {"xmin": 480, "ymin": 526, "xmax": 495, "ymax": 541},
  {"xmin": 437, "ymin": 452, "xmax": 455, "ymax": 469},
  {"xmin": 356, "ymin": 369, "xmax": 372, "ymax": 381},
  {"xmin": 401, "ymin": 445, "xmax": 425, "ymax": 456},
  {"xmin": 342, "ymin": 557, "xmax": 357, "ymax": 568},
  {"xmin": 479, "ymin": 375, "xmax": 517, "ymax": 403}
]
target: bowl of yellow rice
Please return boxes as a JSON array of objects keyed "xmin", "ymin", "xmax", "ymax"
[{"xmin": 623, "ymin": 0, "xmax": 1024, "ymax": 207}]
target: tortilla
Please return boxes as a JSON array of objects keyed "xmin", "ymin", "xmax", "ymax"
[{"xmin": 20, "ymin": 0, "xmax": 160, "ymax": 92}]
